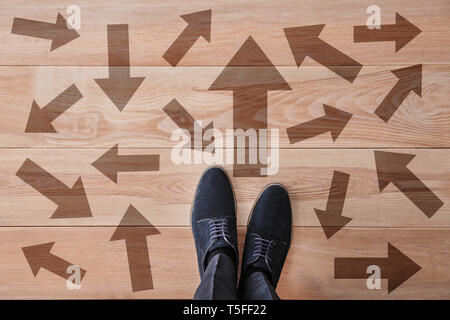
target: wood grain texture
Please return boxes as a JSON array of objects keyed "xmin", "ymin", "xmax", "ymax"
[
  {"xmin": 0, "ymin": 148, "xmax": 448, "ymax": 227},
  {"xmin": 1, "ymin": 0, "xmax": 449, "ymax": 66},
  {"xmin": 0, "ymin": 65, "xmax": 449, "ymax": 148},
  {"xmin": 0, "ymin": 227, "xmax": 448, "ymax": 299}
]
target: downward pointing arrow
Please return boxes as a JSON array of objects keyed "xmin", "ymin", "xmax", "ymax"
[
  {"xmin": 111, "ymin": 205, "xmax": 161, "ymax": 292},
  {"xmin": 25, "ymin": 84, "xmax": 83, "ymax": 133},
  {"xmin": 95, "ymin": 24, "xmax": 145, "ymax": 111},
  {"xmin": 354, "ymin": 13, "xmax": 422, "ymax": 52},
  {"xmin": 335, "ymin": 243, "xmax": 421, "ymax": 293},
  {"xmin": 284, "ymin": 24, "xmax": 363, "ymax": 83},
  {"xmin": 286, "ymin": 105, "xmax": 352, "ymax": 144},
  {"xmin": 315, "ymin": 171, "xmax": 352, "ymax": 239},
  {"xmin": 22, "ymin": 242, "xmax": 87, "ymax": 281},
  {"xmin": 163, "ymin": 10, "xmax": 212, "ymax": 66},
  {"xmin": 11, "ymin": 13, "xmax": 80, "ymax": 51},
  {"xmin": 374, "ymin": 151, "xmax": 444, "ymax": 218},
  {"xmin": 375, "ymin": 64, "xmax": 422, "ymax": 123},
  {"xmin": 16, "ymin": 159, "xmax": 92, "ymax": 218},
  {"xmin": 92, "ymin": 144, "xmax": 160, "ymax": 183}
]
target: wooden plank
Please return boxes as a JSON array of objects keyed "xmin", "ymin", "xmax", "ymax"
[
  {"xmin": 0, "ymin": 226, "xmax": 448, "ymax": 299},
  {"xmin": 0, "ymin": 148, "xmax": 448, "ymax": 227},
  {"xmin": 0, "ymin": 65, "xmax": 448, "ymax": 148},
  {"xmin": 1, "ymin": 0, "xmax": 449, "ymax": 66}
]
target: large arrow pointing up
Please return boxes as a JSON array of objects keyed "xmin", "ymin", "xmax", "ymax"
[
  {"xmin": 111, "ymin": 205, "xmax": 161, "ymax": 292},
  {"xmin": 25, "ymin": 84, "xmax": 83, "ymax": 133},
  {"xmin": 335, "ymin": 243, "xmax": 421, "ymax": 293},
  {"xmin": 95, "ymin": 24, "xmax": 145, "ymax": 111},
  {"xmin": 375, "ymin": 64, "xmax": 422, "ymax": 123},
  {"xmin": 22, "ymin": 242, "xmax": 87, "ymax": 281},
  {"xmin": 374, "ymin": 151, "xmax": 444, "ymax": 218},
  {"xmin": 284, "ymin": 24, "xmax": 363, "ymax": 83},
  {"xmin": 354, "ymin": 13, "xmax": 422, "ymax": 52},
  {"xmin": 209, "ymin": 36, "xmax": 291, "ymax": 177},
  {"xmin": 11, "ymin": 13, "xmax": 80, "ymax": 51},
  {"xmin": 92, "ymin": 144, "xmax": 160, "ymax": 183},
  {"xmin": 315, "ymin": 171, "xmax": 352, "ymax": 239},
  {"xmin": 286, "ymin": 104, "xmax": 352, "ymax": 144},
  {"xmin": 16, "ymin": 159, "xmax": 92, "ymax": 218},
  {"xmin": 163, "ymin": 9, "xmax": 212, "ymax": 66}
]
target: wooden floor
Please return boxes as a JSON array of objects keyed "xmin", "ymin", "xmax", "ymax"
[{"xmin": 0, "ymin": 0, "xmax": 449, "ymax": 299}]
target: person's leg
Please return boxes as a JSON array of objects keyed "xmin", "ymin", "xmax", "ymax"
[
  {"xmin": 238, "ymin": 184, "xmax": 292, "ymax": 300},
  {"xmin": 191, "ymin": 167, "xmax": 239, "ymax": 300}
]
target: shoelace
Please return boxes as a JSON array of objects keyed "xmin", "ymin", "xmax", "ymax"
[
  {"xmin": 252, "ymin": 236, "xmax": 274, "ymax": 264},
  {"xmin": 208, "ymin": 218, "xmax": 231, "ymax": 241}
]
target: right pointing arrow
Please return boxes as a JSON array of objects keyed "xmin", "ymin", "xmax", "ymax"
[
  {"xmin": 286, "ymin": 104, "xmax": 352, "ymax": 144},
  {"xmin": 284, "ymin": 24, "xmax": 363, "ymax": 83},
  {"xmin": 375, "ymin": 64, "xmax": 422, "ymax": 123},
  {"xmin": 374, "ymin": 151, "xmax": 444, "ymax": 218},
  {"xmin": 22, "ymin": 242, "xmax": 87, "ymax": 281},
  {"xmin": 25, "ymin": 84, "xmax": 83, "ymax": 133},
  {"xmin": 315, "ymin": 171, "xmax": 352, "ymax": 239},
  {"xmin": 335, "ymin": 243, "xmax": 421, "ymax": 293},
  {"xmin": 95, "ymin": 24, "xmax": 145, "ymax": 111}
]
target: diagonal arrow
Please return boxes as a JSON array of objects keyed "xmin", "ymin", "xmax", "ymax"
[
  {"xmin": 354, "ymin": 13, "xmax": 422, "ymax": 52},
  {"xmin": 22, "ymin": 242, "xmax": 87, "ymax": 281},
  {"xmin": 11, "ymin": 13, "xmax": 80, "ymax": 51},
  {"xmin": 92, "ymin": 144, "xmax": 160, "ymax": 183},
  {"xmin": 209, "ymin": 36, "xmax": 291, "ymax": 177},
  {"xmin": 286, "ymin": 104, "xmax": 352, "ymax": 144},
  {"xmin": 335, "ymin": 242, "xmax": 421, "ymax": 293},
  {"xmin": 374, "ymin": 151, "xmax": 444, "ymax": 218},
  {"xmin": 284, "ymin": 24, "xmax": 363, "ymax": 83},
  {"xmin": 163, "ymin": 99, "xmax": 214, "ymax": 152},
  {"xmin": 95, "ymin": 24, "xmax": 145, "ymax": 111},
  {"xmin": 163, "ymin": 9, "xmax": 212, "ymax": 66},
  {"xmin": 111, "ymin": 205, "xmax": 161, "ymax": 292},
  {"xmin": 315, "ymin": 171, "xmax": 352, "ymax": 239},
  {"xmin": 375, "ymin": 64, "xmax": 422, "ymax": 123},
  {"xmin": 25, "ymin": 84, "xmax": 83, "ymax": 133},
  {"xmin": 16, "ymin": 159, "xmax": 92, "ymax": 218}
]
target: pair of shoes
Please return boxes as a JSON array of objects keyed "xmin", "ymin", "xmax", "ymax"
[{"xmin": 191, "ymin": 166, "xmax": 292, "ymax": 291}]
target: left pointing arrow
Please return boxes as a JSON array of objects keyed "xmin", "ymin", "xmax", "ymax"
[
  {"xmin": 11, "ymin": 13, "xmax": 80, "ymax": 51},
  {"xmin": 25, "ymin": 84, "xmax": 83, "ymax": 133},
  {"xmin": 16, "ymin": 159, "xmax": 92, "ymax": 218},
  {"xmin": 92, "ymin": 144, "xmax": 160, "ymax": 183},
  {"xmin": 22, "ymin": 242, "xmax": 87, "ymax": 280},
  {"xmin": 95, "ymin": 24, "xmax": 145, "ymax": 111},
  {"xmin": 111, "ymin": 205, "xmax": 161, "ymax": 292}
]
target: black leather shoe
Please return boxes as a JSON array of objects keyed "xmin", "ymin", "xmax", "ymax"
[
  {"xmin": 191, "ymin": 166, "xmax": 239, "ymax": 279},
  {"xmin": 239, "ymin": 184, "xmax": 292, "ymax": 288}
]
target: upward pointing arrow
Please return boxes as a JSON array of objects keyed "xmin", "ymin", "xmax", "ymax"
[
  {"xmin": 209, "ymin": 36, "xmax": 291, "ymax": 177},
  {"xmin": 11, "ymin": 13, "xmax": 80, "ymax": 51},
  {"xmin": 163, "ymin": 10, "xmax": 212, "ymax": 66},
  {"xmin": 284, "ymin": 24, "xmax": 363, "ymax": 83},
  {"xmin": 95, "ymin": 24, "xmax": 145, "ymax": 111}
]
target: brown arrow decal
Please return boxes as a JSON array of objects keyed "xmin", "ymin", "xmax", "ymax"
[
  {"xmin": 92, "ymin": 144, "xmax": 160, "ymax": 183},
  {"xmin": 163, "ymin": 99, "xmax": 214, "ymax": 152},
  {"xmin": 11, "ymin": 13, "xmax": 80, "ymax": 51},
  {"xmin": 25, "ymin": 84, "xmax": 82, "ymax": 133},
  {"xmin": 22, "ymin": 242, "xmax": 87, "ymax": 281},
  {"xmin": 335, "ymin": 242, "xmax": 421, "ymax": 293},
  {"xmin": 95, "ymin": 24, "xmax": 145, "ymax": 111},
  {"xmin": 163, "ymin": 9, "xmax": 212, "ymax": 66},
  {"xmin": 16, "ymin": 159, "xmax": 92, "ymax": 218},
  {"xmin": 374, "ymin": 151, "xmax": 444, "ymax": 218},
  {"xmin": 111, "ymin": 205, "xmax": 161, "ymax": 292},
  {"xmin": 286, "ymin": 105, "xmax": 352, "ymax": 144},
  {"xmin": 354, "ymin": 13, "xmax": 422, "ymax": 52},
  {"xmin": 315, "ymin": 171, "xmax": 352, "ymax": 239},
  {"xmin": 284, "ymin": 24, "xmax": 362, "ymax": 83},
  {"xmin": 209, "ymin": 36, "xmax": 291, "ymax": 177},
  {"xmin": 375, "ymin": 64, "xmax": 422, "ymax": 123}
]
